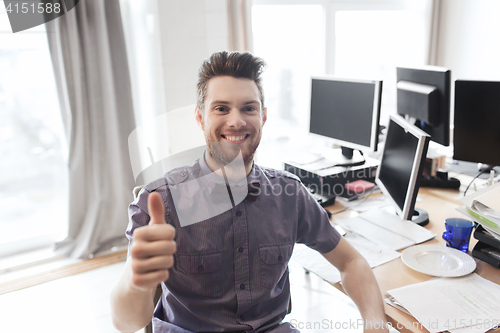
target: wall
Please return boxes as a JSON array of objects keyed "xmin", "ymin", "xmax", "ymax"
[
  {"xmin": 437, "ymin": 0, "xmax": 500, "ymax": 80},
  {"xmin": 157, "ymin": 0, "xmax": 229, "ymax": 112},
  {"xmin": 156, "ymin": 0, "xmax": 229, "ymax": 162}
]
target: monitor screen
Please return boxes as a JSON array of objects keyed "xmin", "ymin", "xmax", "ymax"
[
  {"xmin": 309, "ymin": 76, "xmax": 382, "ymax": 152},
  {"xmin": 397, "ymin": 66, "xmax": 451, "ymax": 146},
  {"xmin": 453, "ymin": 80, "xmax": 500, "ymax": 166},
  {"xmin": 376, "ymin": 115, "xmax": 430, "ymax": 221}
]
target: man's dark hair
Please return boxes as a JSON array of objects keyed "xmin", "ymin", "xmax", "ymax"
[{"xmin": 197, "ymin": 51, "xmax": 266, "ymax": 111}]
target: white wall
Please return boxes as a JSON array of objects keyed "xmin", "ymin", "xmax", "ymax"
[
  {"xmin": 437, "ymin": 0, "xmax": 500, "ymax": 80},
  {"xmin": 157, "ymin": 0, "xmax": 229, "ymax": 112}
]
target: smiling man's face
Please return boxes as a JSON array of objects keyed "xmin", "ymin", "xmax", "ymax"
[{"xmin": 195, "ymin": 76, "xmax": 267, "ymax": 172}]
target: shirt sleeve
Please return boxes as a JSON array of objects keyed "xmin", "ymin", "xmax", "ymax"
[
  {"xmin": 125, "ymin": 187, "xmax": 152, "ymax": 254},
  {"xmin": 295, "ymin": 182, "xmax": 341, "ymax": 253}
]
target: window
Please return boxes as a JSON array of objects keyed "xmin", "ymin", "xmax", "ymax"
[
  {"xmin": 0, "ymin": 6, "xmax": 68, "ymax": 257},
  {"xmin": 252, "ymin": 4, "xmax": 325, "ymax": 137},
  {"xmin": 332, "ymin": 2, "xmax": 432, "ymax": 123},
  {"xmin": 252, "ymin": 0, "xmax": 433, "ymax": 146}
]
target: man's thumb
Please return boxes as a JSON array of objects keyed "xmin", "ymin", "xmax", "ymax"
[{"xmin": 148, "ymin": 192, "xmax": 166, "ymax": 225}]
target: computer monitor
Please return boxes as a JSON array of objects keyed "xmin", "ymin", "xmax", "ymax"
[
  {"xmin": 309, "ymin": 76, "xmax": 382, "ymax": 166},
  {"xmin": 453, "ymin": 80, "xmax": 500, "ymax": 170},
  {"xmin": 376, "ymin": 115, "xmax": 430, "ymax": 226},
  {"xmin": 396, "ymin": 66, "xmax": 451, "ymax": 146}
]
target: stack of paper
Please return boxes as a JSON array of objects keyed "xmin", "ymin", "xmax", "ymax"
[
  {"xmin": 386, "ymin": 273, "xmax": 500, "ymax": 333},
  {"xmin": 458, "ymin": 182, "xmax": 500, "ymax": 238}
]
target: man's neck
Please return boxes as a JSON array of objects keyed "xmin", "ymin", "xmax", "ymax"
[{"xmin": 204, "ymin": 151, "xmax": 252, "ymax": 181}]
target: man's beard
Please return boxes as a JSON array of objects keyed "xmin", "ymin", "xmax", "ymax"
[{"xmin": 205, "ymin": 133, "xmax": 261, "ymax": 169}]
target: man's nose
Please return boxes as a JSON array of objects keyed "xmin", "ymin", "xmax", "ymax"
[{"xmin": 227, "ymin": 110, "xmax": 246, "ymax": 128}]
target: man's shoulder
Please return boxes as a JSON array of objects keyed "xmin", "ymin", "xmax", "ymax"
[
  {"xmin": 137, "ymin": 159, "xmax": 202, "ymax": 197},
  {"xmin": 164, "ymin": 159, "xmax": 202, "ymax": 186},
  {"xmin": 256, "ymin": 165, "xmax": 302, "ymax": 183}
]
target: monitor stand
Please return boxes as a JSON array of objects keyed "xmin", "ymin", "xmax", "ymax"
[
  {"xmin": 382, "ymin": 206, "xmax": 429, "ymax": 227},
  {"xmin": 289, "ymin": 147, "xmax": 365, "ymax": 170},
  {"xmin": 316, "ymin": 147, "xmax": 365, "ymax": 170},
  {"xmin": 409, "ymin": 208, "xmax": 429, "ymax": 226}
]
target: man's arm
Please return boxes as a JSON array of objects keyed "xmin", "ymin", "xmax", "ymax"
[
  {"xmin": 110, "ymin": 193, "xmax": 176, "ymax": 333},
  {"xmin": 321, "ymin": 237, "xmax": 389, "ymax": 333}
]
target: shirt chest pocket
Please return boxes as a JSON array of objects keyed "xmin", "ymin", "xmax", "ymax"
[
  {"xmin": 259, "ymin": 244, "xmax": 293, "ymax": 291},
  {"xmin": 175, "ymin": 251, "xmax": 223, "ymax": 298}
]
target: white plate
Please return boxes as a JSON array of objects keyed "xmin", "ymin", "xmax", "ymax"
[{"xmin": 401, "ymin": 244, "xmax": 476, "ymax": 277}]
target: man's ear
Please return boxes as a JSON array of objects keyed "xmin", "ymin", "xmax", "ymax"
[
  {"xmin": 195, "ymin": 106, "xmax": 204, "ymax": 131},
  {"xmin": 262, "ymin": 107, "xmax": 268, "ymax": 126}
]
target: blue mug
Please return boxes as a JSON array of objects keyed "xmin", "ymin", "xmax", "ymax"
[{"xmin": 442, "ymin": 218, "xmax": 474, "ymax": 253}]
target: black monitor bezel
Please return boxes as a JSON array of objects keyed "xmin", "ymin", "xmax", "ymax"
[{"xmin": 453, "ymin": 79, "xmax": 500, "ymax": 166}]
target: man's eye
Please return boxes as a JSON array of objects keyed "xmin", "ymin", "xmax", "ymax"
[
  {"xmin": 215, "ymin": 107, "xmax": 228, "ymax": 112},
  {"xmin": 243, "ymin": 107, "xmax": 257, "ymax": 112}
]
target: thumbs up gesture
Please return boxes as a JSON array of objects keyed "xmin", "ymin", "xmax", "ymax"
[{"xmin": 129, "ymin": 192, "xmax": 177, "ymax": 292}]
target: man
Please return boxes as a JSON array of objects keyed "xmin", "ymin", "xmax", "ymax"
[{"xmin": 111, "ymin": 51, "xmax": 389, "ymax": 333}]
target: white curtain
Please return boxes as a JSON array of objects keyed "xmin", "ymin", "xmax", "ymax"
[
  {"xmin": 427, "ymin": 0, "xmax": 442, "ymax": 65},
  {"xmin": 227, "ymin": 0, "xmax": 253, "ymax": 51},
  {"xmin": 46, "ymin": 0, "xmax": 136, "ymax": 259}
]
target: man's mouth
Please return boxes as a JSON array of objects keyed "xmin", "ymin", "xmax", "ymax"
[{"xmin": 221, "ymin": 134, "xmax": 250, "ymax": 142}]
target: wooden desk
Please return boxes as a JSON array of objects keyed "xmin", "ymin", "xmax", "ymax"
[{"xmin": 329, "ymin": 188, "xmax": 500, "ymax": 333}]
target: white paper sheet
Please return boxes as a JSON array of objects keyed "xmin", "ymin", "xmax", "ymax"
[
  {"xmin": 388, "ymin": 273, "xmax": 500, "ymax": 333},
  {"xmin": 336, "ymin": 209, "xmax": 436, "ymax": 251},
  {"xmin": 290, "ymin": 234, "xmax": 400, "ymax": 284}
]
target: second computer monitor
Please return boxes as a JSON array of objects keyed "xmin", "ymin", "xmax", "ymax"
[
  {"xmin": 396, "ymin": 66, "xmax": 451, "ymax": 146},
  {"xmin": 309, "ymin": 76, "xmax": 382, "ymax": 155}
]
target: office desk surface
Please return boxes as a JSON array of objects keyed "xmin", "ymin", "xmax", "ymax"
[{"xmin": 327, "ymin": 187, "xmax": 500, "ymax": 333}]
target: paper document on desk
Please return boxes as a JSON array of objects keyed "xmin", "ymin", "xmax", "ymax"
[
  {"xmin": 346, "ymin": 232, "xmax": 401, "ymax": 265},
  {"xmin": 336, "ymin": 209, "xmax": 436, "ymax": 251},
  {"xmin": 387, "ymin": 273, "xmax": 500, "ymax": 333},
  {"xmin": 472, "ymin": 184, "xmax": 500, "ymax": 215},
  {"xmin": 458, "ymin": 182, "xmax": 500, "ymax": 236},
  {"xmin": 290, "ymin": 234, "xmax": 400, "ymax": 284}
]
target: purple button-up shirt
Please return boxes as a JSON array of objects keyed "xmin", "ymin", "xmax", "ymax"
[{"xmin": 126, "ymin": 154, "xmax": 341, "ymax": 332}]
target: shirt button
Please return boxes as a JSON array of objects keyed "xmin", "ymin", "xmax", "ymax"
[
  {"xmin": 197, "ymin": 265, "xmax": 204, "ymax": 272},
  {"xmin": 278, "ymin": 255, "xmax": 283, "ymax": 261},
  {"xmin": 236, "ymin": 211, "xmax": 242, "ymax": 217},
  {"xmin": 240, "ymin": 284, "xmax": 245, "ymax": 290},
  {"xmin": 239, "ymin": 315, "xmax": 245, "ymax": 321},
  {"xmin": 180, "ymin": 171, "xmax": 186, "ymax": 177},
  {"xmin": 238, "ymin": 247, "xmax": 244, "ymax": 253}
]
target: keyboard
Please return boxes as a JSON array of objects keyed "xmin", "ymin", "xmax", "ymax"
[{"xmin": 336, "ymin": 208, "xmax": 436, "ymax": 251}]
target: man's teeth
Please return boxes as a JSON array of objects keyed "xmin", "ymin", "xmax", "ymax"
[{"xmin": 225, "ymin": 135, "xmax": 246, "ymax": 142}]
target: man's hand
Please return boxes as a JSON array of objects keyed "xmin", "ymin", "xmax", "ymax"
[{"xmin": 129, "ymin": 192, "xmax": 176, "ymax": 292}]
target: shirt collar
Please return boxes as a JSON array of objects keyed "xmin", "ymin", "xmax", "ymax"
[{"xmin": 199, "ymin": 150, "xmax": 260, "ymax": 188}]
